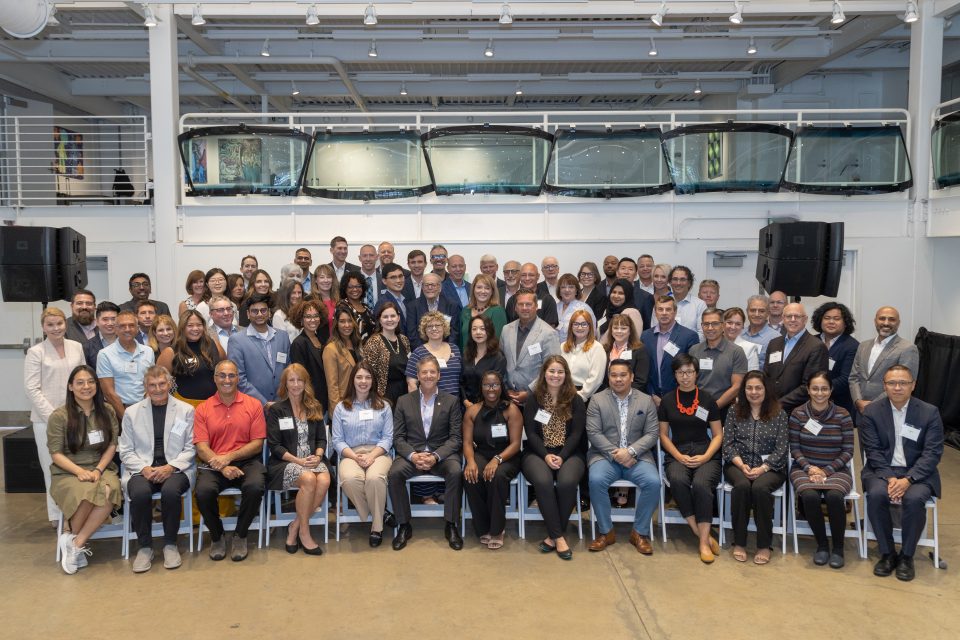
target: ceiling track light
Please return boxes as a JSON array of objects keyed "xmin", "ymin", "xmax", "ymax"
[
  {"xmin": 368, "ymin": 40, "xmax": 378, "ymax": 58},
  {"xmin": 651, "ymin": 2, "xmax": 666, "ymax": 28},
  {"xmin": 903, "ymin": 1, "xmax": 919, "ymax": 23},
  {"xmin": 260, "ymin": 38, "xmax": 270, "ymax": 57},
  {"xmin": 191, "ymin": 4, "xmax": 205, "ymax": 27},
  {"xmin": 306, "ymin": 4, "xmax": 319, "ymax": 27},
  {"xmin": 364, "ymin": 4, "xmax": 378, "ymax": 26},
  {"xmin": 729, "ymin": 1, "xmax": 743, "ymax": 25},
  {"xmin": 500, "ymin": 3, "xmax": 513, "ymax": 25},
  {"xmin": 291, "ymin": 81, "xmax": 300, "ymax": 96},
  {"xmin": 399, "ymin": 82, "xmax": 408, "ymax": 96},
  {"xmin": 483, "ymin": 39, "xmax": 495, "ymax": 58},
  {"xmin": 142, "ymin": 4, "xmax": 157, "ymax": 28},
  {"xmin": 746, "ymin": 37, "xmax": 757, "ymax": 55},
  {"xmin": 831, "ymin": 1, "xmax": 846, "ymax": 25},
  {"xmin": 694, "ymin": 80, "xmax": 702, "ymax": 95},
  {"xmin": 514, "ymin": 82, "xmax": 523, "ymax": 96},
  {"xmin": 648, "ymin": 37, "xmax": 658, "ymax": 57}
]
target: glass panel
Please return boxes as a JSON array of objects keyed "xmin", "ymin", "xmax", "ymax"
[
  {"xmin": 663, "ymin": 124, "xmax": 792, "ymax": 194},
  {"xmin": 178, "ymin": 126, "xmax": 310, "ymax": 196},
  {"xmin": 933, "ymin": 115, "xmax": 960, "ymax": 189},
  {"xmin": 302, "ymin": 132, "xmax": 432, "ymax": 199},
  {"xmin": 422, "ymin": 125, "xmax": 553, "ymax": 195},
  {"xmin": 783, "ymin": 126, "xmax": 912, "ymax": 194},
  {"xmin": 543, "ymin": 129, "xmax": 672, "ymax": 197}
]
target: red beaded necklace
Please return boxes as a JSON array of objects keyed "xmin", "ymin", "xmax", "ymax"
[{"xmin": 676, "ymin": 387, "xmax": 700, "ymax": 416}]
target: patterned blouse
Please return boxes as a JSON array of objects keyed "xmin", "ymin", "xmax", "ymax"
[{"xmin": 722, "ymin": 408, "xmax": 789, "ymax": 472}]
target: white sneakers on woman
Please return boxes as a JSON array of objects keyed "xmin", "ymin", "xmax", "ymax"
[{"xmin": 58, "ymin": 532, "xmax": 91, "ymax": 575}]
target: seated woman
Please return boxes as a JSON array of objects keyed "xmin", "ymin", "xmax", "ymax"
[
  {"xmin": 157, "ymin": 310, "xmax": 225, "ymax": 407},
  {"xmin": 322, "ymin": 308, "xmax": 361, "ymax": 413},
  {"xmin": 118, "ymin": 365, "xmax": 196, "ymax": 572},
  {"xmin": 460, "ymin": 315, "xmax": 507, "ymax": 409},
  {"xmin": 555, "ymin": 273, "xmax": 596, "ymax": 343},
  {"xmin": 457, "ymin": 274, "xmax": 507, "ymax": 352},
  {"xmin": 597, "ymin": 279, "xmax": 642, "ymax": 340},
  {"xmin": 658, "ymin": 353, "xmax": 723, "ymax": 563},
  {"xmin": 330, "ymin": 361, "xmax": 395, "ymax": 547},
  {"xmin": 463, "ymin": 370, "xmax": 522, "ymax": 549},
  {"xmin": 147, "ymin": 314, "xmax": 177, "ymax": 359},
  {"xmin": 288, "ymin": 299, "xmax": 330, "ymax": 413},
  {"xmin": 560, "ymin": 309, "xmax": 607, "ymax": 403},
  {"xmin": 178, "ymin": 269, "xmax": 206, "ymax": 317},
  {"xmin": 337, "ymin": 271, "xmax": 375, "ymax": 343},
  {"xmin": 266, "ymin": 363, "xmax": 330, "ymax": 555},
  {"xmin": 361, "ymin": 301, "xmax": 411, "ymax": 407},
  {"xmin": 239, "ymin": 269, "xmax": 274, "ymax": 327},
  {"xmin": 521, "ymin": 355, "xmax": 587, "ymax": 560},
  {"xmin": 48, "ymin": 365, "xmax": 122, "ymax": 575},
  {"xmin": 273, "ymin": 279, "xmax": 305, "ymax": 343},
  {"xmin": 788, "ymin": 371, "xmax": 855, "ymax": 569},
  {"xmin": 722, "ymin": 370, "xmax": 789, "ymax": 565},
  {"xmin": 599, "ymin": 313, "xmax": 649, "ymax": 392},
  {"xmin": 722, "ymin": 307, "xmax": 760, "ymax": 371}
]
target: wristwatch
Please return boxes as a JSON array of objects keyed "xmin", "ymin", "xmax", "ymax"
[
  {"xmin": 627, "ymin": 446, "xmax": 638, "ymax": 459},
  {"xmin": 494, "ymin": 454, "xmax": 504, "ymax": 464}
]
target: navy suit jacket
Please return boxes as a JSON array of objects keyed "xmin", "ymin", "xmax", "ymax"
[
  {"xmin": 633, "ymin": 283, "xmax": 654, "ymax": 332},
  {"xmin": 824, "ymin": 333, "xmax": 858, "ymax": 415},
  {"xmin": 860, "ymin": 397, "xmax": 943, "ymax": 497},
  {"xmin": 227, "ymin": 328, "xmax": 291, "ymax": 405},
  {"xmin": 441, "ymin": 277, "xmax": 471, "ymax": 308},
  {"xmin": 373, "ymin": 290, "xmax": 410, "ymax": 327},
  {"xmin": 404, "ymin": 295, "xmax": 462, "ymax": 350},
  {"xmin": 640, "ymin": 323, "xmax": 699, "ymax": 397}
]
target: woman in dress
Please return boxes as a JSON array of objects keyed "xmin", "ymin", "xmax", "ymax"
[
  {"xmin": 460, "ymin": 314, "xmax": 507, "ymax": 408},
  {"xmin": 361, "ymin": 301, "xmax": 411, "ymax": 407},
  {"xmin": 555, "ymin": 273, "xmax": 597, "ymax": 343},
  {"xmin": 322, "ymin": 308, "xmax": 361, "ymax": 412},
  {"xmin": 147, "ymin": 314, "xmax": 177, "ymax": 358},
  {"xmin": 266, "ymin": 363, "xmax": 330, "ymax": 555},
  {"xmin": 337, "ymin": 271, "xmax": 375, "ymax": 343},
  {"xmin": 457, "ymin": 274, "xmax": 507, "ymax": 351},
  {"xmin": 273, "ymin": 279, "xmax": 305, "ymax": 343},
  {"xmin": 49, "ymin": 365, "xmax": 122, "ymax": 574},
  {"xmin": 239, "ymin": 269, "xmax": 274, "ymax": 327},
  {"xmin": 311, "ymin": 263, "xmax": 339, "ymax": 328},
  {"xmin": 178, "ymin": 269, "xmax": 206, "ymax": 317},
  {"xmin": 722, "ymin": 307, "xmax": 760, "ymax": 371},
  {"xmin": 157, "ymin": 310, "xmax": 224, "ymax": 407},
  {"xmin": 288, "ymin": 299, "xmax": 330, "ymax": 413}
]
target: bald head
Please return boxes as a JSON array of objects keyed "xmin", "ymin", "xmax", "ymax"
[
  {"xmin": 541, "ymin": 256, "xmax": 559, "ymax": 283},
  {"xmin": 448, "ymin": 255, "xmax": 466, "ymax": 283},
  {"xmin": 875, "ymin": 306, "xmax": 901, "ymax": 339},
  {"xmin": 519, "ymin": 262, "xmax": 540, "ymax": 289},
  {"xmin": 782, "ymin": 302, "xmax": 807, "ymax": 337}
]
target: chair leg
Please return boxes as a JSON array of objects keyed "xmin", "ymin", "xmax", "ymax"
[{"xmin": 932, "ymin": 502, "xmax": 940, "ymax": 569}]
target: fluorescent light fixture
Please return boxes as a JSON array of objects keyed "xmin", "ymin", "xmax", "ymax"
[
  {"xmin": 364, "ymin": 4, "xmax": 377, "ymax": 26},
  {"xmin": 500, "ymin": 3, "xmax": 513, "ymax": 25},
  {"xmin": 260, "ymin": 38, "xmax": 270, "ymax": 57},
  {"xmin": 483, "ymin": 39, "xmax": 495, "ymax": 57},
  {"xmin": 729, "ymin": 1, "xmax": 743, "ymax": 25},
  {"xmin": 903, "ymin": 1, "xmax": 919, "ymax": 23},
  {"xmin": 400, "ymin": 82, "xmax": 408, "ymax": 96},
  {"xmin": 142, "ymin": 4, "xmax": 158, "ymax": 28},
  {"xmin": 694, "ymin": 80, "xmax": 702, "ymax": 95},
  {"xmin": 514, "ymin": 82, "xmax": 523, "ymax": 96},
  {"xmin": 368, "ymin": 40, "xmax": 378, "ymax": 57},
  {"xmin": 191, "ymin": 4, "xmax": 205, "ymax": 27},
  {"xmin": 291, "ymin": 81, "xmax": 300, "ymax": 96},
  {"xmin": 648, "ymin": 37, "xmax": 658, "ymax": 57},
  {"xmin": 746, "ymin": 37, "xmax": 757, "ymax": 55},
  {"xmin": 651, "ymin": 2, "xmax": 666, "ymax": 28},
  {"xmin": 831, "ymin": 1, "xmax": 845, "ymax": 25},
  {"xmin": 306, "ymin": 5, "xmax": 319, "ymax": 26}
]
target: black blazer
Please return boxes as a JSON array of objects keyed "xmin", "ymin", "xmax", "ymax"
[
  {"xmin": 763, "ymin": 331, "xmax": 829, "ymax": 414},
  {"xmin": 583, "ymin": 287, "xmax": 605, "ymax": 318},
  {"xmin": 265, "ymin": 399, "xmax": 328, "ymax": 491},
  {"xmin": 330, "ymin": 261, "xmax": 361, "ymax": 274},
  {"xmin": 289, "ymin": 332, "xmax": 330, "ymax": 414},
  {"xmin": 860, "ymin": 397, "xmax": 943, "ymax": 497},
  {"xmin": 393, "ymin": 390, "xmax": 463, "ymax": 462},
  {"xmin": 505, "ymin": 291, "xmax": 559, "ymax": 327},
  {"xmin": 632, "ymin": 284, "xmax": 654, "ymax": 332},
  {"xmin": 522, "ymin": 394, "xmax": 586, "ymax": 461},
  {"xmin": 404, "ymin": 295, "xmax": 462, "ymax": 350},
  {"xmin": 597, "ymin": 346, "xmax": 650, "ymax": 394},
  {"xmin": 825, "ymin": 333, "xmax": 858, "ymax": 415}
]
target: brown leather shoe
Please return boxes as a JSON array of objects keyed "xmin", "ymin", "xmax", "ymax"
[
  {"xmin": 629, "ymin": 530, "xmax": 654, "ymax": 555},
  {"xmin": 589, "ymin": 530, "xmax": 616, "ymax": 552}
]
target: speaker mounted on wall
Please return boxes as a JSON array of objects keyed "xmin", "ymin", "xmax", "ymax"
[
  {"xmin": 756, "ymin": 221, "xmax": 843, "ymax": 298},
  {"xmin": 0, "ymin": 226, "xmax": 87, "ymax": 303}
]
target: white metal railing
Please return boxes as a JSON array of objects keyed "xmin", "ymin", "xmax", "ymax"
[{"xmin": 0, "ymin": 115, "xmax": 149, "ymax": 207}]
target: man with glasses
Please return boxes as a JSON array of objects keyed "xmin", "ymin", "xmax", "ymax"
[
  {"xmin": 441, "ymin": 255, "xmax": 471, "ymax": 308},
  {"xmin": 405, "ymin": 273, "xmax": 461, "ymax": 349},
  {"xmin": 429, "ymin": 244, "xmax": 449, "ymax": 281},
  {"xmin": 740, "ymin": 295, "xmax": 780, "ymax": 369},
  {"xmin": 667, "ymin": 265, "xmax": 707, "ymax": 340},
  {"xmin": 227, "ymin": 292, "xmax": 290, "ymax": 407},
  {"xmin": 97, "ymin": 310, "xmax": 155, "ymax": 420},
  {"xmin": 849, "ymin": 306, "xmax": 920, "ymax": 418},
  {"xmin": 861, "ymin": 365, "xmax": 943, "ymax": 582},
  {"xmin": 193, "ymin": 359, "xmax": 267, "ymax": 562},
  {"xmin": 763, "ymin": 302, "xmax": 828, "ymax": 414},
  {"xmin": 536, "ymin": 256, "xmax": 561, "ymax": 302},
  {"xmin": 207, "ymin": 295, "xmax": 239, "ymax": 352},
  {"xmin": 504, "ymin": 263, "xmax": 559, "ymax": 327},
  {"xmin": 499, "ymin": 260, "xmax": 522, "ymax": 304},
  {"xmin": 688, "ymin": 309, "xmax": 747, "ymax": 422},
  {"xmin": 120, "ymin": 273, "xmax": 171, "ymax": 317},
  {"xmin": 374, "ymin": 263, "xmax": 410, "ymax": 325},
  {"xmin": 767, "ymin": 291, "xmax": 788, "ymax": 334},
  {"xmin": 640, "ymin": 296, "xmax": 698, "ymax": 406}
]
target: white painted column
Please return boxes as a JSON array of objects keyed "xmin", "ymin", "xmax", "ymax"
[{"xmin": 147, "ymin": 4, "xmax": 180, "ymax": 305}]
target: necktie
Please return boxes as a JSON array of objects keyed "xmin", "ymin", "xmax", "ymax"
[{"xmin": 365, "ymin": 276, "xmax": 374, "ymax": 308}]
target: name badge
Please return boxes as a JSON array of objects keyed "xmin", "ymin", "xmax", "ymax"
[
  {"xmin": 527, "ymin": 342, "xmax": 542, "ymax": 356},
  {"xmin": 620, "ymin": 349, "xmax": 632, "ymax": 360},
  {"xmin": 87, "ymin": 430, "xmax": 105, "ymax": 445},
  {"xmin": 537, "ymin": 299, "xmax": 543, "ymax": 309},
  {"xmin": 768, "ymin": 351, "xmax": 782, "ymax": 364},
  {"xmin": 438, "ymin": 358, "xmax": 448, "ymax": 369},
  {"xmin": 535, "ymin": 409, "xmax": 552, "ymax": 424},
  {"xmin": 442, "ymin": 314, "xmax": 452, "ymax": 324},
  {"xmin": 663, "ymin": 341, "xmax": 679, "ymax": 357},
  {"xmin": 171, "ymin": 420, "xmax": 188, "ymax": 437},
  {"xmin": 124, "ymin": 361, "xmax": 138, "ymax": 374},
  {"xmin": 359, "ymin": 409, "xmax": 374, "ymax": 421},
  {"xmin": 901, "ymin": 424, "xmax": 921, "ymax": 442},
  {"xmin": 699, "ymin": 358, "xmax": 714, "ymax": 371},
  {"xmin": 694, "ymin": 406, "xmax": 709, "ymax": 422},
  {"xmin": 276, "ymin": 352, "xmax": 287, "ymax": 364},
  {"xmin": 804, "ymin": 419, "xmax": 823, "ymax": 436},
  {"xmin": 491, "ymin": 423, "xmax": 508, "ymax": 439},
  {"xmin": 279, "ymin": 417, "xmax": 294, "ymax": 431},
  {"xmin": 828, "ymin": 358, "xmax": 836, "ymax": 371}
]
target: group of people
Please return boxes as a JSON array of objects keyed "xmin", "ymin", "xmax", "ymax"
[{"xmin": 23, "ymin": 236, "xmax": 943, "ymax": 582}]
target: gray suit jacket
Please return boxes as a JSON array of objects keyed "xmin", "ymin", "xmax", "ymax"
[
  {"xmin": 393, "ymin": 390, "xmax": 462, "ymax": 462},
  {"xmin": 117, "ymin": 396, "xmax": 196, "ymax": 490},
  {"xmin": 848, "ymin": 334, "xmax": 919, "ymax": 405},
  {"xmin": 586, "ymin": 388, "xmax": 659, "ymax": 467},
  {"xmin": 499, "ymin": 317, "xmax": 561, "ymax": 392},
  {"xmin": 227, "ymin": 326, "xmax": 291, "ymax": 405}
]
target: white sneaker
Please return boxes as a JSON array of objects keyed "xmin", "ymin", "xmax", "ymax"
[
  {"xmin": 74, "ymin": 544, "xmax": 92, "ymax": 569},
  {"xmin": 59, "ymin": 533, "xmax": 78, "ymax": 575}
]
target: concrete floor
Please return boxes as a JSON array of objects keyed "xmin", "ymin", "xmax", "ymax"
[{"xmin": 0, "ymin": 448, "xmax": 957, "ymax": 640}]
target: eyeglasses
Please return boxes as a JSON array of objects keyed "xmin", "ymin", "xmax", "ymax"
[
  {"xmin": 211, "ymin": 307, "xmax": 233, "ymax": 314},
  {"xmin": 426, "ymin": 324, "xmax": 443, "ymax": 331},
  {"xmin": 503, "ymin": 269, "xmax": 520, "ymax": 276},
  {"xmin": 385, "ymin": 274, "xmax": 404, "ymax": 280},
  {"xmin": 783, "ymin": 314, "xmax": 805, "ymax": 321},
  {"xmin": 431, "ymin": 254, "xmax": 447, "ymax": 261},
  {"xmin": 675, "ymin": 369, "xmax": 697, "ymax": 377},
  {"xmin": 207, "ymin": 277, "xmax": 226, "ymax": 285},
  {"xmin": 303, "ymin": 314, "xmax": 321, "ymax": 320},
  {"xmin": 701, "ymin": 321, "xmax": 722, "ymax": 328},
  {"xmin": 346, "ymin": 284, "xmax": 363, "ymax": 290},
  {"xmin": 543, "ymin": 264, "xmax": 559, "ymax": 270},
  {"xmin": 571, "ymin": 321, "xmax": 590, "ymax": 328},
  {"xmin": 884, "ymin": 380, "xmax": 913, "ymax": 388},
  {"xmin": 482, "ymin": 383, "xmax": 501, "ymax": 390},
  {"xmin": 248, "ymin": 308, "xmax": 270, "ymax": 315},
  {"xmin": 422, "ymin": 282, "xmax": 439, "ymax": 288},
  {"xmin": 130, "ymin": 282, "xmax": 149, "ymax": 289},
  {"xmin": 578, "ymin": 272, "xmax": 594, "ymax": 279},
  {"xmin": 215, "ymin": 373, "xmax": 238, "ymax": 380}
]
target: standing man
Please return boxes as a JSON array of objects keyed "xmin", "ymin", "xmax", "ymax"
[
  {"xmin": 406, "ymin": 249, "xmax": 428, "ymax": 301},
  {"xmin": 227, "ymin": 292, "xmax": 290, "ymax": 406},
  {"xmin": 500, "ymin": 289, "xmax": 561, "ymax": 406},
  {"xmin": 84, "ymin": 301, "xmax": 120, "ymax": 368},
  {"xmin": 97, "ymin": 310, "xmax": 155, "ymax": 420},
  {"xmin": 740, "ymin": 294, "xmax": 781, "ymax": 368},
  {"xmin": 499, "ymin": 260, "xmax": 522, "ymax": 305},
  {"xmin": 698, "ymin": 280, "xmax": 720, "ymax": 308},
  {"xmin": 135, "ymin": 300, "xmax": 157, "ymax": 344},
  {"xmin": 668, "ymin": 266, "xmax": 707, "ymax": 340},
  {"xmin": 640, "ymin": 297, "xmax": 699, "ymax": 405},
  {"xmin": 637, "ymin": 254, "xmax": 655, "ymax": 293},
  {"xmin": 763, "ymin": 303, "xmax": 829, "ymax": 414},
  {"xmin": 586, "ymin": 360, "xmax": 661, "ymax": 555},
  {"xmin": 479, "ymin": 254, "xmax": 506, "ymax": 291},
  {"xmin": 849, "ymin": 306, "xmax": 920, "ymax": 417},
  {"xmin": 120, "ymin": 273, "xmax": 171, "ymax": 317},
  {"xmin": 65, "ymin": 289, "xmax": 97, "ymax": 346},
  {"xmin": 374, "ymin": 263, "xmax": 409, "ymax": 326},
  {"xmin": 767, "ymin": 291, "xmax": 788, "ymax": 334},
  {"xmin": 617, "ymin": 258, "xmax": 654, "ymax": 331},
  {"xmin": 601, "ymin": 255, "xmax": 619, "ymax": 296},
  {"xmin": 429, "ymin": 244, "xmax": 449, "ymax": 280},
  {"xmin": 861, "ymin": 365, "xmax": 943, "ymax": 582},
  {"xmin": 388, "ymin": 356, "xmax": 464, "ymax": 551},
  {"xmin": 689, "ymin": 309, "xmax": 747, "ymax": 421},
  {"xmin": 207, "ymin": 295, "xmax": 239, "ymax": 352},
  {"xmin": 240, "ymin": 255, "xmax": 259, "ymax": 288},
  {"xmin": 505, "ymin": 263, "xmax": 559, "ymax": 327},
  {"xmin": 379, "ymin": 241, "xmax": 412, "ymax": 295},
  {"xmin": 358, "ymin": 244, "xmax": 382, "ymax": 309},
  {"xmin": 442, "ymin": 255, "xmax": 470, "ymax": 308},
  {"xmin": 405, "ymin": 273, "xmax": 461, "ymax": 349},
  {"xmin": 329, "ymin": 236, "xmax": 359, "ymax": 281},
  {"xmin": 537, "ymin": 257, "xmax": 561, "ymax": 302},
  {"xmin": 294, "ymin": 248, "xmax": 313, "ymax": 294},
  {"xmin": 193, "ymin": 359, "xmax": 267, "ymax": 562}
]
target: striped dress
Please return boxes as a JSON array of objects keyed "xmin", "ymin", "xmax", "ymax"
[{"xmin": 788, "ymin": 401, "xmax": 854, "ymax": 494}]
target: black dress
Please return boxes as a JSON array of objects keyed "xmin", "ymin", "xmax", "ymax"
[
  {"xmin": 172, "ymin": 341, "xmax": 220, "ymax": 402},
  {"xmin": 385, "ymin": 344, "xmax": 409, "ymax": 406},
  {"xmin": 289, "ymin": 332, "xmax": 330, "ymax": 415},
  {"xmin": 460, "ymin": 350, "xmax": 508, "ymax": 405}
]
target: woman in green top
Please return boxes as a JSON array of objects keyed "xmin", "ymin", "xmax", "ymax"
[
  {"xmin": 48, "ymin": 364, "xmax": 122, "ymax": 575},
  {"xmin": 458, "ymin": 274, "xmax": 507, "ymax": 351}
]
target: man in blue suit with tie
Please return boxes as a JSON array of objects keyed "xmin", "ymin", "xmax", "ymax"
[
  {"xmin": 860, "ymin": 365, "xmax": 944, "ymax": 582},
  {"xmin": 406, "ymin": 273, "xmax": 461, "ymax": 349},
  {"xmin": 374, "ymin": 263, "xmax": 410, "ymax": 327},
  {"xmin": 227, "ymin": 293, "xmax": 290, "ymax": 407},
  {"xmin": 641, "ymin": 296, "xmax": 699, "ymax": 405}
]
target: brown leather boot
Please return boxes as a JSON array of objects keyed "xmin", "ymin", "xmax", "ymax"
[
  {"xmin": 629, "ymin": 530, "xmax": 653, "ymax": 555},
  {"xmin": 589, "ymin": 530, "xmax": 616, "ymax": 552}
]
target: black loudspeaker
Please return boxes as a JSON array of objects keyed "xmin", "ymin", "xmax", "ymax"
[
  {"xmin": 3, "ymin": 426, "xmax": 46, "ymax": 493},
  {"xmin": 756, "ymin": 221, "xmax": 843, "ymax": 297},
  {"xmin": 0, "ymin": 226, "xmax": 87, "ymax": 303}
]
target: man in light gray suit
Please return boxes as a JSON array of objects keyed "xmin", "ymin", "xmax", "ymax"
[
  {"xmin": 499, "ymin": 289, "xmax": 561, "ymax": 406},
  {"xmin": 849, "ymin": 306, "xmax": 919, "ymax": 416},
  {"xmin": 586, "ymin": 360, "xmax": 661, "ymax": 555}
]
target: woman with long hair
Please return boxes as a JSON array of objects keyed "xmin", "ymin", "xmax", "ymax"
[
  {"xmin": 239, "ymin": 269, "xmax": 274, "ymax": 327},
  {"xmin": 322, "ymin": 307, "xmax": 361, "ymax": 411},
  {"xmin": 555, "ymin": 273, "xmax": 596, "ymax": 343},
  {"xmin": 288, "ymin": 299, "xmax": 330, "ymax": 412},
  {"xmin": 560, "ymin": 309, "xmax": 607, "ymax": 402},
  {"xmin": 147, "ymin": 314, "xmax": 177, "ymax": 358},
  {"xmin": 460, "ymin": 314, "xmax": 507, "ymax": 408},
  {"xmin": 311, "ymin": 263, "xmax": 339, "ymax": 328},
  {"xmin": 226, "ymin": 273, "xmax": 246, "ymax": 308},
  {"xmin": 361, "ymin": 301, "xmax": 411, "ymax": 406},
  {"xmin": 652, "ymin": 263, "xmax": 672, "ymax": 300},
  {"xmin": 273, "ymin": 279, "xmax": 305, "ymax": 343},
  {"xmin": 456, "ymin": 274, "xmax": 507, "ymax": 351},
  {"xmin": 157, "ymin": 310, "xmax": 225, "ymax": 406},
  {"xmin": 195, "ymin": 268, "xmax": 231, "ymax": 321},
  {"xmin": 577, "ymin": 261, "xmax": 605, "ymax": 317},
  {"xmin": 599, "ymin": 313, "xmax": 649, "ymax": 392}
]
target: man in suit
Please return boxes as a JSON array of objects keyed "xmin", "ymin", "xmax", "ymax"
[
  {"xmin": 860, "ymin": 365, "xmax": 943, "ymax": 581},
  {"xmin": 357, "ymin": 244, "xmax": 383, "ymax": 309},
  {"xmin": 586, "ymin": 360, "xmax": 661, "ymax": 555},
  {"xmin": 207, "ymin": 295, "xmax": 239, "ymax": 352},
  {"xmin": 641, "ymin": 296, "xmax": 699, "ymax": 404},
  {"xmin": 536, "ymin": 256, "xmax": 561, "ymax": 302},
  {"xmin": 119, "ymin": 272, "xmax": 172, "ymax": 317},
  {"xmin": 406, "ymin": 249, "xmax": 428, "ymax": 301},
  {"xmin": 499, "ymin": 260, "xmax": 522, "ymax": 305},
  {"xmin": 388, "ymin": 355, "xmax": 464, "ymax": 551},
  {"xmin": 84, "ymin": 301, "xmax": 120, "ymax": 368},
  {"xmin": 763, "ymin": 302, "xmax": 829, "ymax": 414},
  {"xmin": 374, "ymin": 263, "xmax": 410, "ymax": 327},
  {"xmin": 441, "ymin": 254, "xmax": 471, "ymax": 308},
  {"xmin": 617, "ymin": 257, "xmax": 654, "ymax": 332},
  {"xmin": 637, "ymin": 254, "xmax": 656, "ymax": 294},
  {"xmin": 479, "ymin": 254, "xmax": 506, "ymax": 292},
  {"xmin": 500, "ymin": 289, "xmax": 562, "ymax": 405},
  {"xmin": 505, "ymin": 263, "xmax": 559, "ymax": 327},
  {"xmin": 328, "ymin": 235, "xmax": 360, "ymax": 282},
  {"xmin": 227, "ymin": 293, "xmax": 291, "ymax": 406},
  {"xmin": 65, "ymin": 289, "xmax": 97, "ymax": 346},
  {"xmin": 849, "ymin": 306, "xmax": 920, "ymax": 417},
  {"xmin": 601, "ymin": 255, "xmax": 619, "ymax": 296},
  {"xmin": 406, "ymin": 273, "xmax": 461, "ymax": 349},
  {"xmin": 378, "ymin": 241, "xmax": 414, "ymax": 299}
]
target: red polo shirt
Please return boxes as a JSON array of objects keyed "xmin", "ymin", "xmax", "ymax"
[{"xmin": 193, "ymin": 391, "xmax": 266, "ymax": 455}]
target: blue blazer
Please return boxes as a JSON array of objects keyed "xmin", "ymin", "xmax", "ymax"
[
  {"xmin": 860, "ymin": 397, "xmax": 943, "ymax": 497},
  {"xmin": 633, "ymin": 283, "xmax": 654, "ymax": 332},
  {"xmin": 825, "ymin": 333, "xmax": 858, "ymax": 415},
  {"xmin": 227, "ymin": 328, "xmax": 291, "ymax": 405},
  {"xmin": 640, "ymin": 323, "xmax": 699, "ymax": 397},
  {"xmin": 441, "ymin": 277, "xmax": 471, "ymax": 309},
  {"xmin": 404, "ymin": 295, "xmax": 462, "ymax": 350}
]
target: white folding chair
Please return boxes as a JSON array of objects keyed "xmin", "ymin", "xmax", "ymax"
[
  {"xmin": 122, "ymin": 485, "xmax": 195, "ymax": 558},
  {"xmin": 790, "ymin": 457, "xmax": 865, "ymax": 558},
  {"xmin": 589, "ymin": 478, "xmax": 657, "ymax": 541},
  {"xmin": 264, "ymin": 487, "xmax": 330, "ymax": 546},
  {"xmin": 197, "ymin": 444, "xmax": 268, "ymax": 551},
  {"xmin": 462, "ymin": 474, "xmax": 523, "ymax": 538},
  {"xmin": 719, "ymin": 470, "xmax": 788, "ymax": 554},
  {"xmin": 656, "ymin": 440, "xmax": 724, "ymax": 544},
  {"xmin": 519, "ymin": 475, "xmax": 584, "ymax": 540}
]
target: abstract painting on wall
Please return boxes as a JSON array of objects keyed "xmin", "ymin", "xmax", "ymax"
[
  {"xmin": 218, "ymin": 138, "xmax": 262, "ymax": 183},
  {"xmin": 53, "ymin": 126, "xmax": 84, "ymax": 179}
]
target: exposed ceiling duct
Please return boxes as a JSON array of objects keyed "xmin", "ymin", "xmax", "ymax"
[{"xmin": 0, "ymin": 0, "xmax": 52, "ymax": 39}]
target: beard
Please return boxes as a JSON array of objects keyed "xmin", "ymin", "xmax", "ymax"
[{"xmin": 75, "ymin": 309, "xmax": 94, "ymax": 325}]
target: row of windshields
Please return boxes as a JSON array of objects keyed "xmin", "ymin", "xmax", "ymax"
[{"xmin": 178, "ymin": 123, "xmax": 913, "ymax": 199}]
